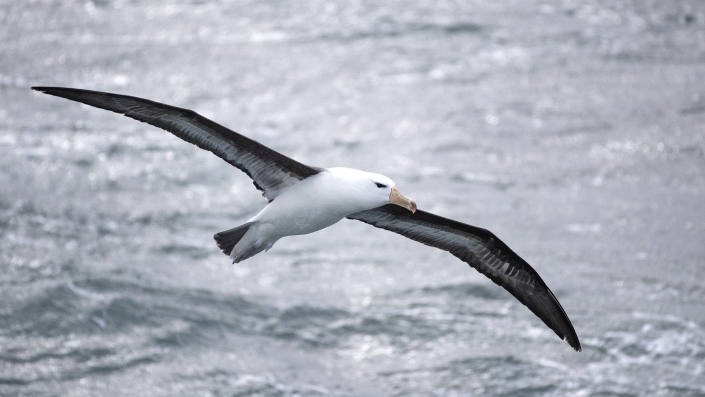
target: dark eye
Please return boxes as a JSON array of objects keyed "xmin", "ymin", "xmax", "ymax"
[{"xmin": 375, "ymin": 182, "xmax": 387, "ymax": 188}]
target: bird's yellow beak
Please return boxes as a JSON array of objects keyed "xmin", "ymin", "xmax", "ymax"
[{"xmin": 389, "ymin": 187, "xmax": 417, "ymax": 213}]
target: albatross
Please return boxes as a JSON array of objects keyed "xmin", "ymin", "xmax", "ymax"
[{"xmin": 32, "ymin": 86, "xmax": 581, "ymax": 351}]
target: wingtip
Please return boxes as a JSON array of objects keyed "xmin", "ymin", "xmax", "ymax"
[
  {"xmin": 566, "ymin": 336, "xmax": 582, "ymax": 352},
  {"xmin": 31, "ymin": 86, "xmax": 65, "ymax": 96}
]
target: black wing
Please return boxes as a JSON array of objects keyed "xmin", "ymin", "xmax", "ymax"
[
  {"xmin": 32, "ymin": 87, "xmax": 322, "ymax": 201},
  {"xmin": 348, "ymin": 204, "xmax": 581, "ymax": 351}
]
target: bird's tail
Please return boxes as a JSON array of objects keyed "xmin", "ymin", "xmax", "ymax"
[
  {"xmin": 214, "ymin": 222, "xmax": 253, "ymax": 256},
  {"xmin": 213, "ymin": 222, "xmax": 269, "ymax": 263}
]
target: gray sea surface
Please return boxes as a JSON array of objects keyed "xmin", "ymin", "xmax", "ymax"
[{"xmin": 2, "ymin": 0, "xmax": 705, "ymax": 396}]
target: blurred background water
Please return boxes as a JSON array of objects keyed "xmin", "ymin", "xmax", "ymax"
[{"xmin": 1, "ymin": 0, "xmax": 705, "ymax": 395}]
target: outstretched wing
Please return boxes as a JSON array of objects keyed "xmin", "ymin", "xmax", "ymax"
[
  {"xmin": 348, "ymin": 204, "xmax": 581, "ymax": 351},
  {"xmin": 32, "ymin": 87, "xmax": 322, "ymax": 201}
]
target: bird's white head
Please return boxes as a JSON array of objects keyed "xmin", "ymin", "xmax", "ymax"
[{"xmin": 327, "ymin": 167, "xmax": 417, "ymax": 213}]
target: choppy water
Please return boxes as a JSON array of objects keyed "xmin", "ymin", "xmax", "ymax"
[{"xmin": 1, "ymin": 0, "xmax": 705, "ymax": 395}]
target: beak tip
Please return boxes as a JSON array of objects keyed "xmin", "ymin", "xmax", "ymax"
[{"xmin": 410, "ymin": 201, "xmax": 417, "ymax": 213}]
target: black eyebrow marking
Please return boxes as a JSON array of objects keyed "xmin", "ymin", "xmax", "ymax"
[{"xmin": 375, "ymin": 182, "xmax": 387, "ymax": 188}]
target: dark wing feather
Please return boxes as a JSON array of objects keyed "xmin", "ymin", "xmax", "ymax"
[
  {"xmin": 348, "ymin": 204, "xmax": 581, "ymax": 351},
  {"xmin": 32, "ymin": 87, "xmax": 322, "ymax": 201}
]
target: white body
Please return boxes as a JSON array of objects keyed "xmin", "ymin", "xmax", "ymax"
[{"xmin": 231, "ymin": 167, "xmax": 395, "ymax": 261}]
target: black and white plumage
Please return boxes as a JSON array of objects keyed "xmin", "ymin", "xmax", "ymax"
[{"xmin": 32, "ymin": 86, "xmax": 581, "ymax": 351}]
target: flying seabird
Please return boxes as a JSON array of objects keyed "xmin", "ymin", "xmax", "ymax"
[{"xmin": 32, "ymin": 86, "xmax": 581, "ymax": 351}]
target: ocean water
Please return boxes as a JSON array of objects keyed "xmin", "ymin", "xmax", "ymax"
[{"xmin": 1, "ymin": 0, "xmax": 704, "ymax": 395}]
